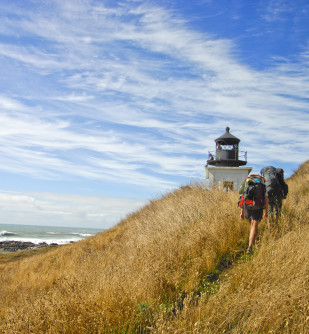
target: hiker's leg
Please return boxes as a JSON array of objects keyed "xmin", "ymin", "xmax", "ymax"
[
  {"xmin": 274, "ymin": 197, "xmax": 283, "ymax": 222},
  {"xmin": 248, "ymin": 219, "xmax": 259, "ymax": 250},
  {"xmin": 247, "ymin": 209, "xmax": 263, "ymax": 252},
  {"xmin": 268, "ymin": 199, "xmax": 275, "ymax": 224}
]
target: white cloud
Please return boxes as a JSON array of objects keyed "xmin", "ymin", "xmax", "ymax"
[{"xmin": 0, "ymin": 191, "xmax": 148, "ymax": 228}]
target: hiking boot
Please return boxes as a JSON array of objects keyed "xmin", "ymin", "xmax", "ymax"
[{"xmin": 246, "ymin": 248, "xmax": 253, "ymax": 254}]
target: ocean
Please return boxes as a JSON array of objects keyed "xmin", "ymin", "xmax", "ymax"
[{"xmin": 0, "ymin": 223, "xmax": 104, "ymax": 245}]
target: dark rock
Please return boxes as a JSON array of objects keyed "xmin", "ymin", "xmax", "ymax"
[{"xmin": 0, "ymin": 241, "xmax": 48, "ymax": 253}]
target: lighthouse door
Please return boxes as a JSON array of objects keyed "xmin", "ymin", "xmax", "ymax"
[{"xmin": 223, "ymin": 181, "xmax": 234, "ymax": 192}]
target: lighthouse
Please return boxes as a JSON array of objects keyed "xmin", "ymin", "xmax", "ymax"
[{"xmin": 205, "ymin": 127, "xmax": 252, "ymax": 191}]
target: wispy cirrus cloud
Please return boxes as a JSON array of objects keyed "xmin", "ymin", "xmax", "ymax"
[{"xmin": 0, "ymin": 0, "xmax": 307, "ymax": 199}]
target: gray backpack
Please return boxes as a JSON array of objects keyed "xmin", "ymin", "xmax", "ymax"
[{"xmin": 260, "ymin": 166, "xmax": 282, "ymax": 197}]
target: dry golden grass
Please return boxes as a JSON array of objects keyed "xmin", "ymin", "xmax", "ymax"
[{"xmin": 0, "ymin": 161, "xmax": 308, "ymax": 333}]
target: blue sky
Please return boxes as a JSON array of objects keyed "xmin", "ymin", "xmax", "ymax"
[{"xmin": 0, "ymin": 0, "xmax": 308, "ymax": 228}]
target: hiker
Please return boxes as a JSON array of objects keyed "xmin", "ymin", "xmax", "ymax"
[
  {"xmin": 238, "ymin": 174, "xmax": 268, "ymax": 254},
  {"xmin": 260, "ymin": 166, "xmax": 288, "ymax": 223}
]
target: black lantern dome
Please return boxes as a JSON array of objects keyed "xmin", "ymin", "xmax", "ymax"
[{"xmin": 207, "ymin": 127, "xmax": 247, "ymax": 167}]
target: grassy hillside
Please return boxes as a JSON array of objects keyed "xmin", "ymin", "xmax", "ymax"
[{"xmin": 0, "ymin": 161, "xmax": 308, "ymax": 333}]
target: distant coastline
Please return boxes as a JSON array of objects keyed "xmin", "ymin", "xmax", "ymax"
[{"xmin": 0, "ymin": 223, "xmax": 104, "ymax": 247}]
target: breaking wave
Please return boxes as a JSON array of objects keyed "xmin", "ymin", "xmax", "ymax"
[{"xmin": 0, "ymin": 230, "xmax": 17, "ymax": 237}]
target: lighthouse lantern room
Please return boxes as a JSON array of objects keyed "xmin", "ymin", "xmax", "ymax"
[{"xmin": 205, "ymin": 127, "xmax": 252, "ymax": 191}]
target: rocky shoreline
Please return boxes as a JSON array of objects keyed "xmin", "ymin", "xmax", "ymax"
[{"xmin": 0, "ymin": 241, "xmax": 58, "ymax": 253}]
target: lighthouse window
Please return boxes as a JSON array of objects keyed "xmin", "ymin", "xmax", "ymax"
[{"xmin": 218, "ymin": 144, "xmax": 237, "ymax": 150}]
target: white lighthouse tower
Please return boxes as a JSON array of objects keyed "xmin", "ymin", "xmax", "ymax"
[{"xmin": 205, "ymin": 127, "xmax": 252, "ymax": 191}]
